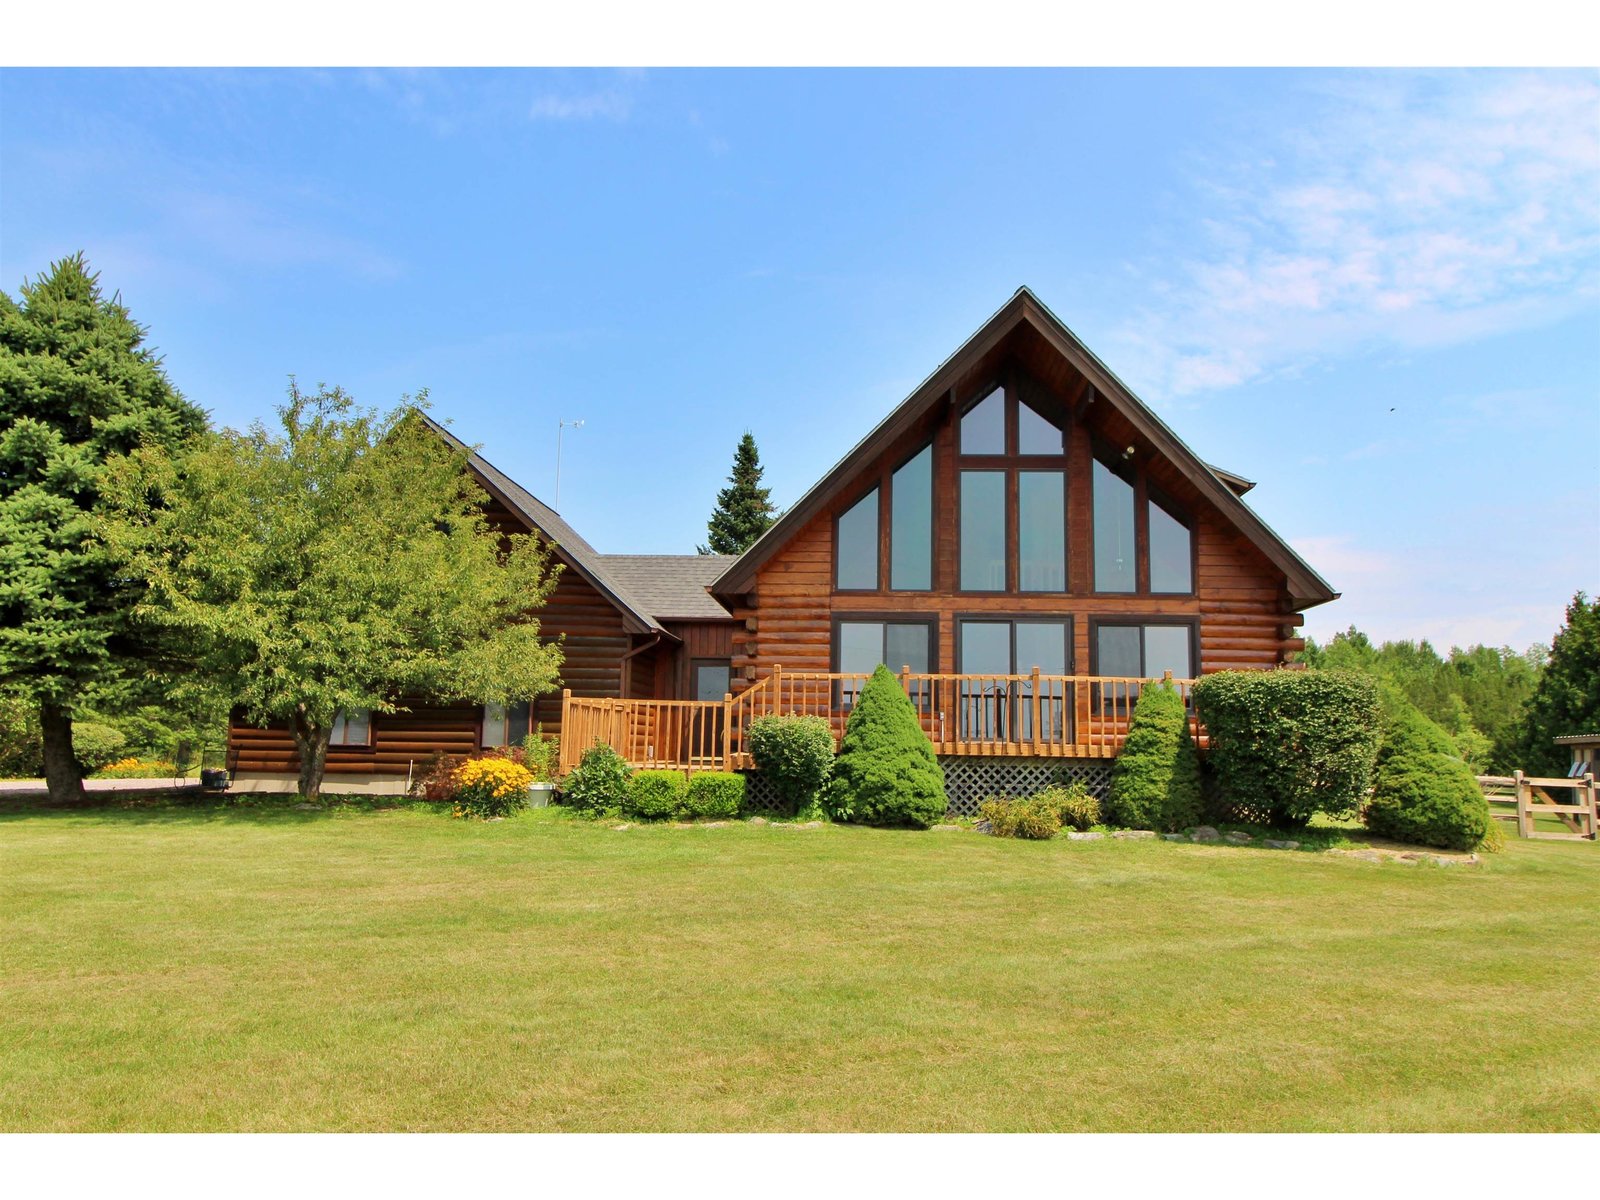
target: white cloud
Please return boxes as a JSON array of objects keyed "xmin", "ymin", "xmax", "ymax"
[
  {"xmin": 1114, "ymin": 71, "xmax": 1600, "ymax": 399},
  {"xmin": 528, "ymin": 90, "xmax": 634, "ymax": 121}
]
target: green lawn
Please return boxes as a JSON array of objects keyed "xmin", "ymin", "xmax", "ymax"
[{"xmin": 3, "ymin": 801, "xmax": 1597, "ymax": 1132}]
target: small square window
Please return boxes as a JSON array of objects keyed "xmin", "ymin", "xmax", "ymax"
[{"xmin": 330, "ymin": 709, "xmax": 371, "ymax": 747}]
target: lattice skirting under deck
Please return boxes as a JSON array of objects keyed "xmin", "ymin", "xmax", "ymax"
[{"xmin": 739, "ymin": 756, "xmax": 1115, "ymax": 818}]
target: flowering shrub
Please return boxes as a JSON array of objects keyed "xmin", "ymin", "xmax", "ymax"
[
  {"xmin": 451, "ymin": 755, "xmax": 535, "ymax": 819},
  {"xmin": 94, "ymin": 756, "xmax": 178, "ymax": 779}
]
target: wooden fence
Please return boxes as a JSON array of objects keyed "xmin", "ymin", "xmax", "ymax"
[
  {"xmin": 558, "ymin": 667, "xmax": 1199, "ymax": 774},
  {"xmin": 1477, "ymin": 771, "xmax": 1598, "ymax": 841}
]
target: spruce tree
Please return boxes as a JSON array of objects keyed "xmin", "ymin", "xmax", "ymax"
[
  {"xmin": 699, "ymin": 432, "xmax": 777, "ymax": 555},
  {"xmin": 0, "ymin": 255, "xmax": 206, "ymax": 802},
  {"xmin": 1512, "ymin": 592, "xmax": 1600, "ymax": 776}
]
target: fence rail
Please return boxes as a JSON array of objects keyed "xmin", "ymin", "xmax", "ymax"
[
  {"xmin": 1477, "ymin": 771, "xmax": 1598, "ymax": 841},
  {"xmin": 558, "ymin": 667, "xmax": 1199, "ymax": 774}
]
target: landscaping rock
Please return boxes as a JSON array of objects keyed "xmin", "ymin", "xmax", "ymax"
[
  {"xmin": 1191, "ymin": 826, "xmax": 1220, "ymax": 842},
  {"xmin": 293, "ymin": 803, "xmax": 319, "ymax": 811},
  {"xmin": 974, "ymin": 819, "xmax": 993, "ymax": 835},
  {"xmin": 703, "ymin": 822, "xmax": 729, "ymax": 829},
  {"xmin": 800, "ymin": 821, "xmax": 824, "ymax": 829},
  {"xmin": 611, "ymin": 823, "xmax": 633, "ymax": 831},
  {"xmin": 1066, "ymin": 831, "xmax": 1104, "ymax": 841},
  {"xmin": 748, "ymin": 817, "xmax": 768, "ymax": 826},
  {"xmin": 1163, "ymin": 833, "xmax": 1187, "ymax": 842},
  {"xmin": 1262, "ymin": 839, "xmax": 1301, "ymax": 850},
  {"xmin": 1112, "ymin": 830, "xmax": 1157, "ymax": 839},
  {"xmin": 932, "ymin": 823, "xmax": 962, "ymax": 832},
  {"xmin": 1436, "ymin": 854, "xmax": 1479, "ymax": 867},
  {"xmin": 1225, "ymin": 831, "xmax": 1253, "ymax": 844}
]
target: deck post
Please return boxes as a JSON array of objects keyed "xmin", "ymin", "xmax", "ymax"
[
  {"xmin": 1031, "ymin": 666, "xmax": 1042, "ymax": 752},
  {"xmin": 772, "ymin": 663, "xmax": 783, "ymax": 716},
  {"xmin": 1514, "ymin": 769, "xmax": 1528, "ymax": 839},
  {"xmin": 723, "ymin": 692, "xmax": 734, "ymax": 772},
  {"xmin": 1588, "ymin": 773, "xmax": 1598, "ymax": 840},
  {"xmin": 559, "ymin": 689, "xmax": 573, "ymax": 773}
]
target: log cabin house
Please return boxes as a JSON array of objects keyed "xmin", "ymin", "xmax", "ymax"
[{"xmin": 229, "ymin": 288, "xmax": 1337, "ymax": 804}]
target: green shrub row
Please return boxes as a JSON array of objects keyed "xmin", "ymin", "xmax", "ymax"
[{"xmin": 622, "ymin": 769, "xmax": 747, "ymax": 821}]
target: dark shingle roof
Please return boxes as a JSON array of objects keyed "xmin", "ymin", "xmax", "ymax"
[{"xmin": 599, "ymin": 555, "xmax": 737, "ymax": 620}]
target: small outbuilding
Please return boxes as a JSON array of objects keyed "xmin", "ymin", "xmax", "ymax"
[{"xmin": 1553, "ymin": 733, "xmax": 1600, "ymax": 778}]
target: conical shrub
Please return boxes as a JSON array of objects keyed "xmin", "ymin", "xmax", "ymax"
[
  {"xmin": 1105, "ymin": 680, "xmax": 1202, "ymax": 831},
  {"xmin": 823, "ymin": 664, "xmax": 947, "ymax": 828}
]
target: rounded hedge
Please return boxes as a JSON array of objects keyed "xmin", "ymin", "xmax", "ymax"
[
  {"xmin": 625, "ymin": 769, "xmax": 688, "ymax": 821},
  {"xmin": 685, "ymin": 770, "xmax": 744, "ymax": 819},
  {"xmin": 1191, "ymin": 669, "xmax": 1381, "ymax": 828},
  {"xmin": 823, "ymin": 664, "xmax": 946, "ymax": 828},
  {"xmin": 747, "ymin": 714, "xmax": 834, "ymax": 817},
  {"xmin": 1105, "ymin": 681, "xmax": 1202, "ymax": 832},
  {"xmin": 1363, "ymin": 696, "xmax": 1494, "ymax": 851},
  {"xmin": 71, "ymin": 722, "xmax": 127, "ymax": 774}
]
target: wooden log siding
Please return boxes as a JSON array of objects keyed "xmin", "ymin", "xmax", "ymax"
[{"xmin": 727, "ymin": 357, "xmax": 1303, "ymax": 697}]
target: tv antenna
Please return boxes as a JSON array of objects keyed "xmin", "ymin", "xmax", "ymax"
[{"xmin": 555, "ymin": 418, "xmax": 584, "ymax": 511}]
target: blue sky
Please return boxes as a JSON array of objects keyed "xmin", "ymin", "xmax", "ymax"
[{"xmin": 2, "ymin": 68, "xmax": 1596, "ymax": 652}]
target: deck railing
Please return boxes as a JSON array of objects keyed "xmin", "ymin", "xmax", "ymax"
[{"xmin": 558, "ymin": 666, "xmax": 1200, "ymax": 774}]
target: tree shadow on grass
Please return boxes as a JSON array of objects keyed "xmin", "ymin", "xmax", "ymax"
[{"xmin": 0, "ymin": 793, "xmax": 443, "ymax": 828}]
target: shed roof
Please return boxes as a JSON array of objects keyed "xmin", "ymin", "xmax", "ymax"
[{"xmin": 600, "ymin": 555, "xmax": 737, "ymax": 620}]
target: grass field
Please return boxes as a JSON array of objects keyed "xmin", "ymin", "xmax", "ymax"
[{"xmin": 3, "ymin": 801, "xmax": 1597, "ymax": 1132}]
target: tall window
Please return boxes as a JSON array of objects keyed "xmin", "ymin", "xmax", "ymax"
[
  {"xmin": 482, "ymin": 701, "xmax": 530, "ymax": 748},
  {"xmin": 957, "ymin": 381, "xmax": 1067, "ymax": 594},
  {"xmin": 890, "ymin": 445, "xmax": 932, "ymax": 590},
  {"xmin": 835, "ymin": 486, "xmax": 879, "ymax": 590},
  {"xmin": 1092, "ymin": 452, "xmax": 1136, "ymax": 592},
  {"xmin": 330, "ymin": 709, "xmax": 371, "ymax": 747},
  {"xmin": 1148, "ymin": 490, "xmax": 1193, "ymax": 594}
]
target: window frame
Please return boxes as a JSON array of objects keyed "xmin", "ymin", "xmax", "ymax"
[
  {"xmin": 832, "ymin": 482, "xmax": 881, "ymax": 593},
  {"xmin": 479, "ymin": 700, "xmax": 531, "ymax": 749},
  {"xmin": 830, "ymin": 614, "xmax": 940, "ymax": 676},
  {"xmin": 329, "ymin": 708, "xmax": 374, "ymax": 749},
  {"xmin": 1087, "ymin": 617, "xmax": 1201, "ymax": 681},
  {"xmin": 954, "ymin": 375, "xmax": 1070, "ymax": 596},
  {"xmin": 954, "ymin": 615, "xmax": 1076, "ymax": 743},
  {"xmin": 1089, "ymin": 440, "xmax": 1199, "ymax": 599},
  {"xmin": 690, "ymin": 658, "xmax": 734, "ymax": 704},
  {"xmin": 1146, "ymin": 481, "xmax": 1198, "ymax": 597},
  {"xmin": 831, "ymin": 438, "xmax": 938, "ymax": 595}
]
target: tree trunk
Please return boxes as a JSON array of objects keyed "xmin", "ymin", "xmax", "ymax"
[
  {"xmin": 292, "ymin": 711, "xmax": 330, "ymax": 802},
  {"xmin": 39, "ymin": 701, "xmax": 87, "ymax": 805}
]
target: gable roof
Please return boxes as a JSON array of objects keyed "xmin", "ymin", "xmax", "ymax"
[
  {"xmin": 711, "ymin": 287, "xmax": 1337, "ymax": 609},
  {"xmin": 417, "ymin": 413, "xmax": 667, "ymax": 636},
  {"xmin": 600, "ymin": 555, "xmax": 737, "ymax": 620}
]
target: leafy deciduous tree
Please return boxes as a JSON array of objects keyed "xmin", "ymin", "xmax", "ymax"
[
  {"xmin": 106, "ymin": 384, "xmax": 564, "ymax": 800},
  {"xmin": 0, "ymin": 254, "xmax": 206, "ymax": 801}
]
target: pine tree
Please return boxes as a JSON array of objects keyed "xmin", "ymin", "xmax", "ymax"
[
  {"xmin": 1512, "ymin": 592, "xmax": 1600, "ymax": 776},
  {"xmin": 699, "ymin": 432, "xmax": 777, "ymax": 555},
  {"xmin": 0, "ymin": 255, "xmax": 206, "ymax": 802}
]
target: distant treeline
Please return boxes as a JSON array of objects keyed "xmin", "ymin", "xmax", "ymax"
[{"xmin": 1302, "ymin": 592, "xmax": 1599, "ymax": 778}]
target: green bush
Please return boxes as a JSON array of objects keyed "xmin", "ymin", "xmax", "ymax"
[
  {"xmin": 626, "ymin": 769, "xmax": 689, "ymax": 821},
  {"xmin": 1192, "ymin": 670, "xmax": 1382, "ymax": 828},
  {"xmin": 1363, "ymin": 696, "xmax": 1495, "ymax": 851},
  {"xmin": 747, "ymin": 714, "xmax": 835, "ymax": 817},
  {"xmin": 1105, "ymin": 681, "xmax": 1202, "ymax": 831},
  {"xmin": 823, "ymin": 664, "xmax": 946, "ymax": 828},
  {"xmin": 685, "ymin": 771, "xmax": 744, "ymax": 819},
  {"xmin": 561, "ymin": 741, "xmax": 633, "ymax": 816},
  {"xmin": 0, "ymin": 697, "xmax": 42, "ymax": 777},
  {"xmin": 71, "ymin": 722, "xmax": 127, "ymax": 774},
  {"xmin": 521, "ymin": 727, "xmax": 560, "ymax": 783},
  {"xmin": 1039, "ymin": 782, "xmax": 1100, "ymax": 831},
  {"xmin": 978, "ymin": 794, "xmax": 1061, "ymax": 839}
]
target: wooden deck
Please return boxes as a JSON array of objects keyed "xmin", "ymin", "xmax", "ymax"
[{"xmin": 557, "ymin": 666, "xmax": 1199, "ymax": 773}]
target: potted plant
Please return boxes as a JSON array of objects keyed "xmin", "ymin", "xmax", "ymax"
[{"xmin": 523, "ymin": 730, "xmax": 560, "ymax": 807}]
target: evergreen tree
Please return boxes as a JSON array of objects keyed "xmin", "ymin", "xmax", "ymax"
[
  {"xmin": 699, "ymin": 432, "xmax": 777, "ymax": 555},
  {"xmin": 0, "ymin": 255, "xmax": 206, "ymax": 802},
  {"xmin": 1511, "ymin": 592, "xmax": 1600, "ymax": 776}
]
